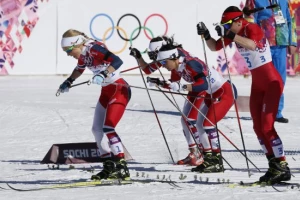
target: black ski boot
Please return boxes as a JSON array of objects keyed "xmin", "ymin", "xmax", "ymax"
[
  {"xmin": 259, "ymin": 158, "xmax": 291, "ymax": 184},
  {"xmin": 191, "ymin": 152, "xmax": 223, "ymax": 173},
  {"xmin": 113, "ymin": 158, "xmax": 130, "ymax": 180},
  {"xmin": 91, "ymin": 159, "xmax": 116, "ymax": 180}
]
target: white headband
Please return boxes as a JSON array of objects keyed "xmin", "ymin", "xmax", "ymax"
[
  {"xmin": 157, "ymin": 48, "xmax": 178, "ymax": 60},
  {"xmin": 148, "ymin": 41, "xmax": 163, "ymax": 51},
  {"xmin": 61, "ymin": 35, "xmax": 85, "ymax": 48}
]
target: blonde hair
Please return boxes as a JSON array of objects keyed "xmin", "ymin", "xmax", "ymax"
[{"xmin": 62, "ymin": 29, "xmax": 94, "ymax": 50}]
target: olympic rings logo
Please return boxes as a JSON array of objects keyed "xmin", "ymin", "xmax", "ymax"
[{"xmin": 89, "ymin": 13, "xmax": 168, "ymax": 54}]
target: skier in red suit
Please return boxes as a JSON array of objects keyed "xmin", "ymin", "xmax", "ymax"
[
  {"xmin": 58, "ymin": 29, "xmax": 131, "ymax": 181},
  {"xmin": 197, "ymin": 6, "xmax": 290, "ymax": 183}
]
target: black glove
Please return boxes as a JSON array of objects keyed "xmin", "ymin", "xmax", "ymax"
[
  {"xmin": 146, "ymin": 77, "xmax": 172, "ymax": 89},
  {"xmin": 215, "ymin": 25, "xmax": 236, "ymax": 40},
  {"xmin": 129, "ymin": 47, "xmax": 141, "ymax": 59},
  {"xmin": 59, "ymin": 77, "xmax": 74, "ymax": 93},
  {"xmin": 197, "ymin": 22, "xmax": 211, "ymax": 40},
  {"xmin": 147, "ymin": 77, "xmax": 164, "ymax": 86},
  {"xmin": 242, "ymin": 7, "xmax": 251, "ymax": 16},
  {"xmin": 215, "ymin": 25, "xmax": 226, "ymax": 37}
]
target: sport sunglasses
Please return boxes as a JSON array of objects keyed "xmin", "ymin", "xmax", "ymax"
[
  {"xmin": 65, "ymin": 45, "xmax": 75, "ymax": 54},
  {"xmin": 221, "ymin": 16, "xmax": 242, "ymax": 29},
  {"xmin": 159, "ymin": 60, "xmax": 167, "ymax": 66},
  {"xmin": 221, "ymin": 20, "xmax": 233, "ymax": 29}
]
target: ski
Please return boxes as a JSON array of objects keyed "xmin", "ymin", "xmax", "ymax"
[
  {"xmin": 5, "ymin": 175, "xmax": 299, "ymax": 192},
  {"xmin": 6, "ymin": 179, "xmax": 132, "ymax": 191},
  {"xmin": 240, "ymin": 181, "xmax": 300, "ymax": 187},
  {"xmin": 227, "ymin": 181, "xmax": 300, "ymax": 192},
  {"xmin": 5, "ymin": 178, "xmax": 179, "ymax": 192},
  {"xmin": 270, "ymin": 182, "xmax": 300, "ymax": 192}
]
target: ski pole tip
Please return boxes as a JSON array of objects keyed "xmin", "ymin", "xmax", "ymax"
[{"xmin": 56, "ymin": 90, "xmax": 61, "ymax": 97}]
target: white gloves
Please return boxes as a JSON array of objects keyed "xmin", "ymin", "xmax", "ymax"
[
  {"xmin": 169, "ymin": 82, "xmax": 186, "ymax": 92},
  {"xmin": 92, "ymin": 73, "xmax": 105, "ymax": 85},
  {"xmin": 147, "ymin": 78, "xmax": 186, "ymax": 92},
  {"xmin": 148, "ymin": 81, "xmax": 159, "ymax": 87},
  {"xmin": 169, "ymin": 82, "xmax": 180, "ymax": 91}
]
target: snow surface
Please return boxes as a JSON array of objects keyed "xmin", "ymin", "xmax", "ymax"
[{"xmin": 0, "ymin": 75, "xmax": 300, "ymax": 200}]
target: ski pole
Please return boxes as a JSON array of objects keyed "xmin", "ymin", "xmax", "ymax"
[
  {"xmin": 56, "ymin": 65, "xmax": 140, "ymax": 97},
  {"xmin": 199, "ymin": 31, "xmax": 224, "ymax": 172},
  {"xmin": 130, "ymin": 48, "xmax": 175, "ymax": 164},
  {"xmin": 56, "ymin": 80, "xmax": 91, "ymax": 96},
  {"xmin": 71, "ymin": 80, "xmax": 91, "ymax": 88},
  {"xmin": 243, "ymin": 4, "xmax": 278, "ymax": 16},
  {"xmin": 220, "ymin": 36, "xmax": 251, "ymax": 177},
  {"xmin": 154, "ymin": 70, "xmax": 208, "ymax": 159},
  {"xmin": 158, "ymin": 86, "xmax": 234, "ymax": 169},
  {"xmin": 120, "ymin": 66, "xmax": 139, "ymax": 73},
  {"xmin": 179, "ymin": 84, "xmax": 260, "ymax": 172},
  {"xmin": 109, "ymin": 82, "xmax": 214, "ymax": 99}
]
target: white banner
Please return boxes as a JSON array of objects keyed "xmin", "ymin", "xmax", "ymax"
[
  {"xmin": 57, "ymin": 0, "xmax": 244, "ymax": 75},
  {"xmin": 1, "ymin": 0, "xmax": 246, "ymax": 75}
]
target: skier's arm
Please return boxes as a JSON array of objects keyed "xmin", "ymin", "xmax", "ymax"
[
  {"xmin": 68, "ymin": 69, "xmax": 82, "ymax": 80},
  {"xmin": 136, "ymin": 56, "xmax": 148, "ymax": 70},
  {"xmin": 232, "ymin": 35, "xmax": 256, "ymax": 51},
  {"xmin": 187, "ymin": 60, "xmax": 208, "ymax": 92}
]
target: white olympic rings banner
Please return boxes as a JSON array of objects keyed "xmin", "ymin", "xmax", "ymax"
[{"xmin": 4, "ymin": 0, "xmax": 245, "ymax": 75}]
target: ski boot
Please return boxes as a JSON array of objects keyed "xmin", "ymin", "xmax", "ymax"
[
  {"xmin": 91, "ymin": 159, "xmax": 117, "ymax": 180},
  {"xmin": 177, "ymin": 147, "xmax": 204, "ymax": 166},
  {"xmin": 112, "ymin": 158, "xmax": 130, "ymax": 180},
  {"xmin": 259, "ymin": 158, "xmax": 291, "ymax": 184},
  {"xmin": 191, "ymin": 152, "xmax": 223, "ymax": 173}
]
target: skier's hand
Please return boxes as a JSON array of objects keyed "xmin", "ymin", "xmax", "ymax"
[
  {"xmin": 197, "ymin": 22, "xmax": 211, "ymax": 40},
  {"xmin": 168, "ymin": 82, "xmax": 186, "ymax": 92},
  {"xmin": 242, "ymin": 7, "xmax": 252, "ymax": 16},
  {"xmin": 92, "ymin": 73, "xmax": 105, "ymax": 85},
  {"xmin": 215, "ymin": 25, "xmax": 226, "ymax": 37},
  {"xmin": 148, "ymin": 81, "xmax": 158, "ymax": 87},
  {"xmin": 147, "ymin": 77, "xmax": 164, "ymax": 86},
  {"xmin": 216, "ymin": 25, "xmax": 236, "ymax": 40},
  {"xmin": 129, "ymin": 47, "xmax": 142, "ymax": 59},
  {"xmin": 58, "ymin": 77, "xmax": 74, "ymax": 93}
]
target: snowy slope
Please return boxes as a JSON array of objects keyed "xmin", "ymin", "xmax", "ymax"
[{"xmin": 0, "ymin": 75, "xmax": 300, "ymax": 200}]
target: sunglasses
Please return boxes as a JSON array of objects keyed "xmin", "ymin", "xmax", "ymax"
[
  {"xmin": 221, "ymin": 20, "xmax": 233, "ymax": 29},
  {"xmin": 65, "ymin": 45, "xmax": 75, "ymax": 54},
  {"xmin": 221, "ymin": 16, "xmax": 242, "ymax": 29},
  {"xmin": 159, "ymin": 60, "xmax": 167, "ymax": 66}
]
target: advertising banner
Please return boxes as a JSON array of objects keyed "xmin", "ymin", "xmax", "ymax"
[
  {"xmin": 0, "ymin": 0, "xmax": 299, "ymax": 75},
  {"xmin": 0, "ymin": 0, "xmax": 57, "ymax": 75},
  {"xmin": 41, "ymin": 142, "xmax": 133, "ymax": 164},
  {"xmin": 56, "ymin": 0, "xmax": 245, "ymax": 75}
]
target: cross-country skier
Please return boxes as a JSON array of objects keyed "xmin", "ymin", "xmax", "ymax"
[
  {"xmin": 244, "ymin": 0, "xmax": 298, "ymax": 123},
  {"xmin": 197, "ymin": 6, "xmax": 290, "ymax": 183},
  {"xmin": 155, "ymin": 39, "xmax": 237, "ymax": 173},
  {"xmin": 57, "ymin": 29, "xmax": 131, "ymax": 180},
  {"xmin": 129, "ymin": 36, "xmax": 204, "ymax": 166}
]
